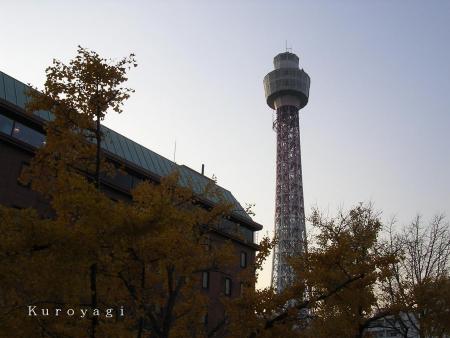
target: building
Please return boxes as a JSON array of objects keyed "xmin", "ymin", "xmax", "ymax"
[
  {"xmin": 365, "ymin": 314, "xmax": 419, "ymax": 338},
  {"xmin": 365, "ymin": 313, "xmax": 449, "ymax": 338},
  {"xmin": 0, "ymin": 70, "xmax": 262, "ymax": 333},
  {"xmin": 263, "ymin": 51, "xmax": 310, "ymax": 293}
]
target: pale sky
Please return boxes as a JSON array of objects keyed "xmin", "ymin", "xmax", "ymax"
[{"xmin": 1, "ymin": 1, "xmax": 449, "ymax": 288}]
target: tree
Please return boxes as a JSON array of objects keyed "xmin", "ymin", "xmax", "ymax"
[
  {"xmin": 226, "ymin": 204, "xmax": 398, "ymax": 338},
  {"xmin": 21, "ymin": 46, "xmax": 137, "ymax": 338},
  {"xmin": 382, "ymin": 215, "xmax": 450, "ymax": 338},
  {"xmin": 23, "ymin": 46, "xmax": 137, "ymax": 194},
  {"xmin": 299, "ymin": 206, "xmax": 400, "ymax": 338},
  {"xmin": 0, "ymin": 172, "xmax": 237, "ymax": 337}
]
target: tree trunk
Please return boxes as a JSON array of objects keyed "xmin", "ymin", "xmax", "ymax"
[
  {"xmin": 90, "ymin": 263, "xmax": 98, "ymax": 338},
  {"xmin": 91, "ymin": 113, "xmax": 101, "ymax": 338},
  {"xmin": 137, "ymin": 263, "xmax": 146, "ymax": 338},
  {"xmin": 94, "ymin": 115, "xmax": 101, "ymax": 189},
  {"xmin": 137, "ymin": 317, "xmax": 144, "ymax": 338}
]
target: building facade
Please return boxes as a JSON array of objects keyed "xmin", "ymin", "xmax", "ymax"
[
  {"xmin": 0, "ymin": 70, "xmax": 262, "ymax": 334},
  {"xmin": 366, "ymin": 315, "xmax": 419, "ymax": 338},
  {"xmin": 365, "ymin": 314, "xmax": 449, "ymax": 338}
]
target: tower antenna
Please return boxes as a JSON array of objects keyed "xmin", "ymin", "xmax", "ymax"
[
  {"xmin": 173, "ymin": 140, "xmax": 177, "ymax": 163},
  {"xmin": 285, "ymin": 40, "xmax": 292, "ymax": 53}
]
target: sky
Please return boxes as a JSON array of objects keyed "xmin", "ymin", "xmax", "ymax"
[{"xmin": 1, "ymin": 0, "xmax": 449, "ymax": 288}]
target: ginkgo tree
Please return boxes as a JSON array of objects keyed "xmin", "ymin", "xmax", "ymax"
[
  {"xmin": 225, "ymin": 204, "xmax": 398, "ymax": 338},
  {"xmin": 20, "ymin": 46, "xmax": 138, "ymax": 338}
]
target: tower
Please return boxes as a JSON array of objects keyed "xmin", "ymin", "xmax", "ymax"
[{"xmin": 263, "ymin": 51, "xmax": 310, "ymax": 293}]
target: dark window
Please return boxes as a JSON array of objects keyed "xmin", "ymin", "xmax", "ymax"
[
  {"xmin": 240, "ymin": 251, "xmax": 247, "ymax": 268},
  {"xmin": 131, "ymin": 175, "xmax": 143, "ymax": 189},
  {"xmin": 202, "ymin": 271, "xmax": 209, "ymax": 289},
  {"xmin": 12, "ymin": 122, "xmax": 45, "ymax": 148},
  {"xmin": 17, "ymin": 162, "xmax": 30, "ymax": 188},
  {"xmin": 202, "ymin": 313, "xmax": 208, "ymax": 326},
  {"xmin": 240, "ymin": 282, "xmax": 244, "ymax": 297},
  {"xmin": 0, "ymin": 114, "xmax": 13, "ymax": 135},
  {"xmin": 240, "ymin": 226, "xmax": 254, "ymax": 243},
  {"xmin": 218, "ymin": 219, "xmax": 238, "ymax": 235},
  {"xmin": 108, "ymin": 170, "xmax": 133, "ymax": 190},
  {"xmin": 224, "ymin": 277, "xmax": 232, "ymax": 296}
]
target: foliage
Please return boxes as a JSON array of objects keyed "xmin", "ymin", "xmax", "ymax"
[
  {"xmin": 0, "ymin": 172, "xmax": 237, "ymax": 337},
  {"xmin": 224, "ymin": 205, "xmax": 397, "ymax": 338},
  {"xmin": 296, "ymin": 206, "xmax": 397, "ymax": 338},
  {"xmin": 21, "ymin": 45, "xmax": 137, "ymax": 193}
]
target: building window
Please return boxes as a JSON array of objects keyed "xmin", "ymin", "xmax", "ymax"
[
  {"xmin": 240, "ymin": 282, "xmax": 244, "ymax": 297},
  {"xmin": 131, "ymin": 175, "xmax": 143, "ymax": 189},
  {"xmin": 11, "ymin": 122, "xmax": 46, "ymax": 148},
  {"xmin": 0, "ymin": 114, "xmax": 14, "ymax": 135},
  {"xmin": 106, "ymin": 170, "xmax": 133, "ymax": 190},
  {"xmin": 17, "ymin": 162, "xmax": 30, "ymax": 188},
  {"xmin": 240, "ymin": 251, "xmax": 247, "ymax": 268},
  {"xmin": 201, "ymin": 313, "xmax": 208, "ymax": 326},
  {"xmin": 202, "ymin": 271, "xmax": 209, "ymax": 289},
  {"xmin": 240, "ymin": 226, "xmax": 254, "ymax": 243},
  {"xmin": 224, "ymin": 277, "xmax": 232, "ymax": 296},
  {"xmin": 200, "ymin": 236, "xmax": 211, "ymax": 251}
]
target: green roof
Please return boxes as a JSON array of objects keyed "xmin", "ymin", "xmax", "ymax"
[{"xmin": 0, "ymin": 71, "xmax": 252, "ymax": 222}]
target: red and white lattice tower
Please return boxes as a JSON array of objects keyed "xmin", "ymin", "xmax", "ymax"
[{"xmin": 263, "ymin": 52, "xmax": 311, "ymax": 293}]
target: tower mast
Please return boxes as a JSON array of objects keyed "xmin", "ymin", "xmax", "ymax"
[{"xmin": 263, "ymin": 51, "xmax": 311, "ymax": 293}]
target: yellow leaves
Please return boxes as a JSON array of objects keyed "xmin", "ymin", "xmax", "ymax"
[
  {"xmin": 2, "ymin": 163, "xmax": 237, "ymax": 336},
  {"xmin": 225, "ymin": 205, "xmax": 401, "ymax": 338},
  {"xmin": 286, "ymin": 206, "xmax": 395, "ymax": 337}
]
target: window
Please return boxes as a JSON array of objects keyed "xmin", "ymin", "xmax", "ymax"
[
  {"xmin": 200, "ymin": 236, "xmax": 211, "ymax": 251},
  {"xmin": 240, "ymin": 282, "xmax": 244, "ymax": 297},
  {"xmin": 202, "ymin": 271, "xmax": 209, "ymax": 289},
  {"xmin": 17, "ymin": 162, "xmax": 30, "ymax": 188},
  {"xmin": 224, "ymin": 277, "xmax": 232, "ymax": 296},
  {"xmin": 108, "ymin": 170, "xmax": 133, "ymax": 190},
  {"xmin": 104, "ymin": 168, "xmax": 144, "ymax": 192},
  {"xmin": 131, "ymin": 175, "xmax": 143, "ymax": 189},
  {"xmin": 11, "ymin": 122, "xmax": 46, "ymax": 148},
  {"xmin": 240, "ymin": 251, "xmax": 247, "ymax": 268},
  {"xmin": 0, "ymin": 114, "xmax": 13, "ymax": 135},
  {"xmin": 201, "ymin": 313, "xmax": 208, "ymax": 326},
  {"xmin": 240, "ymin": 226, "xmax": 254, "ymax": 243}
]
